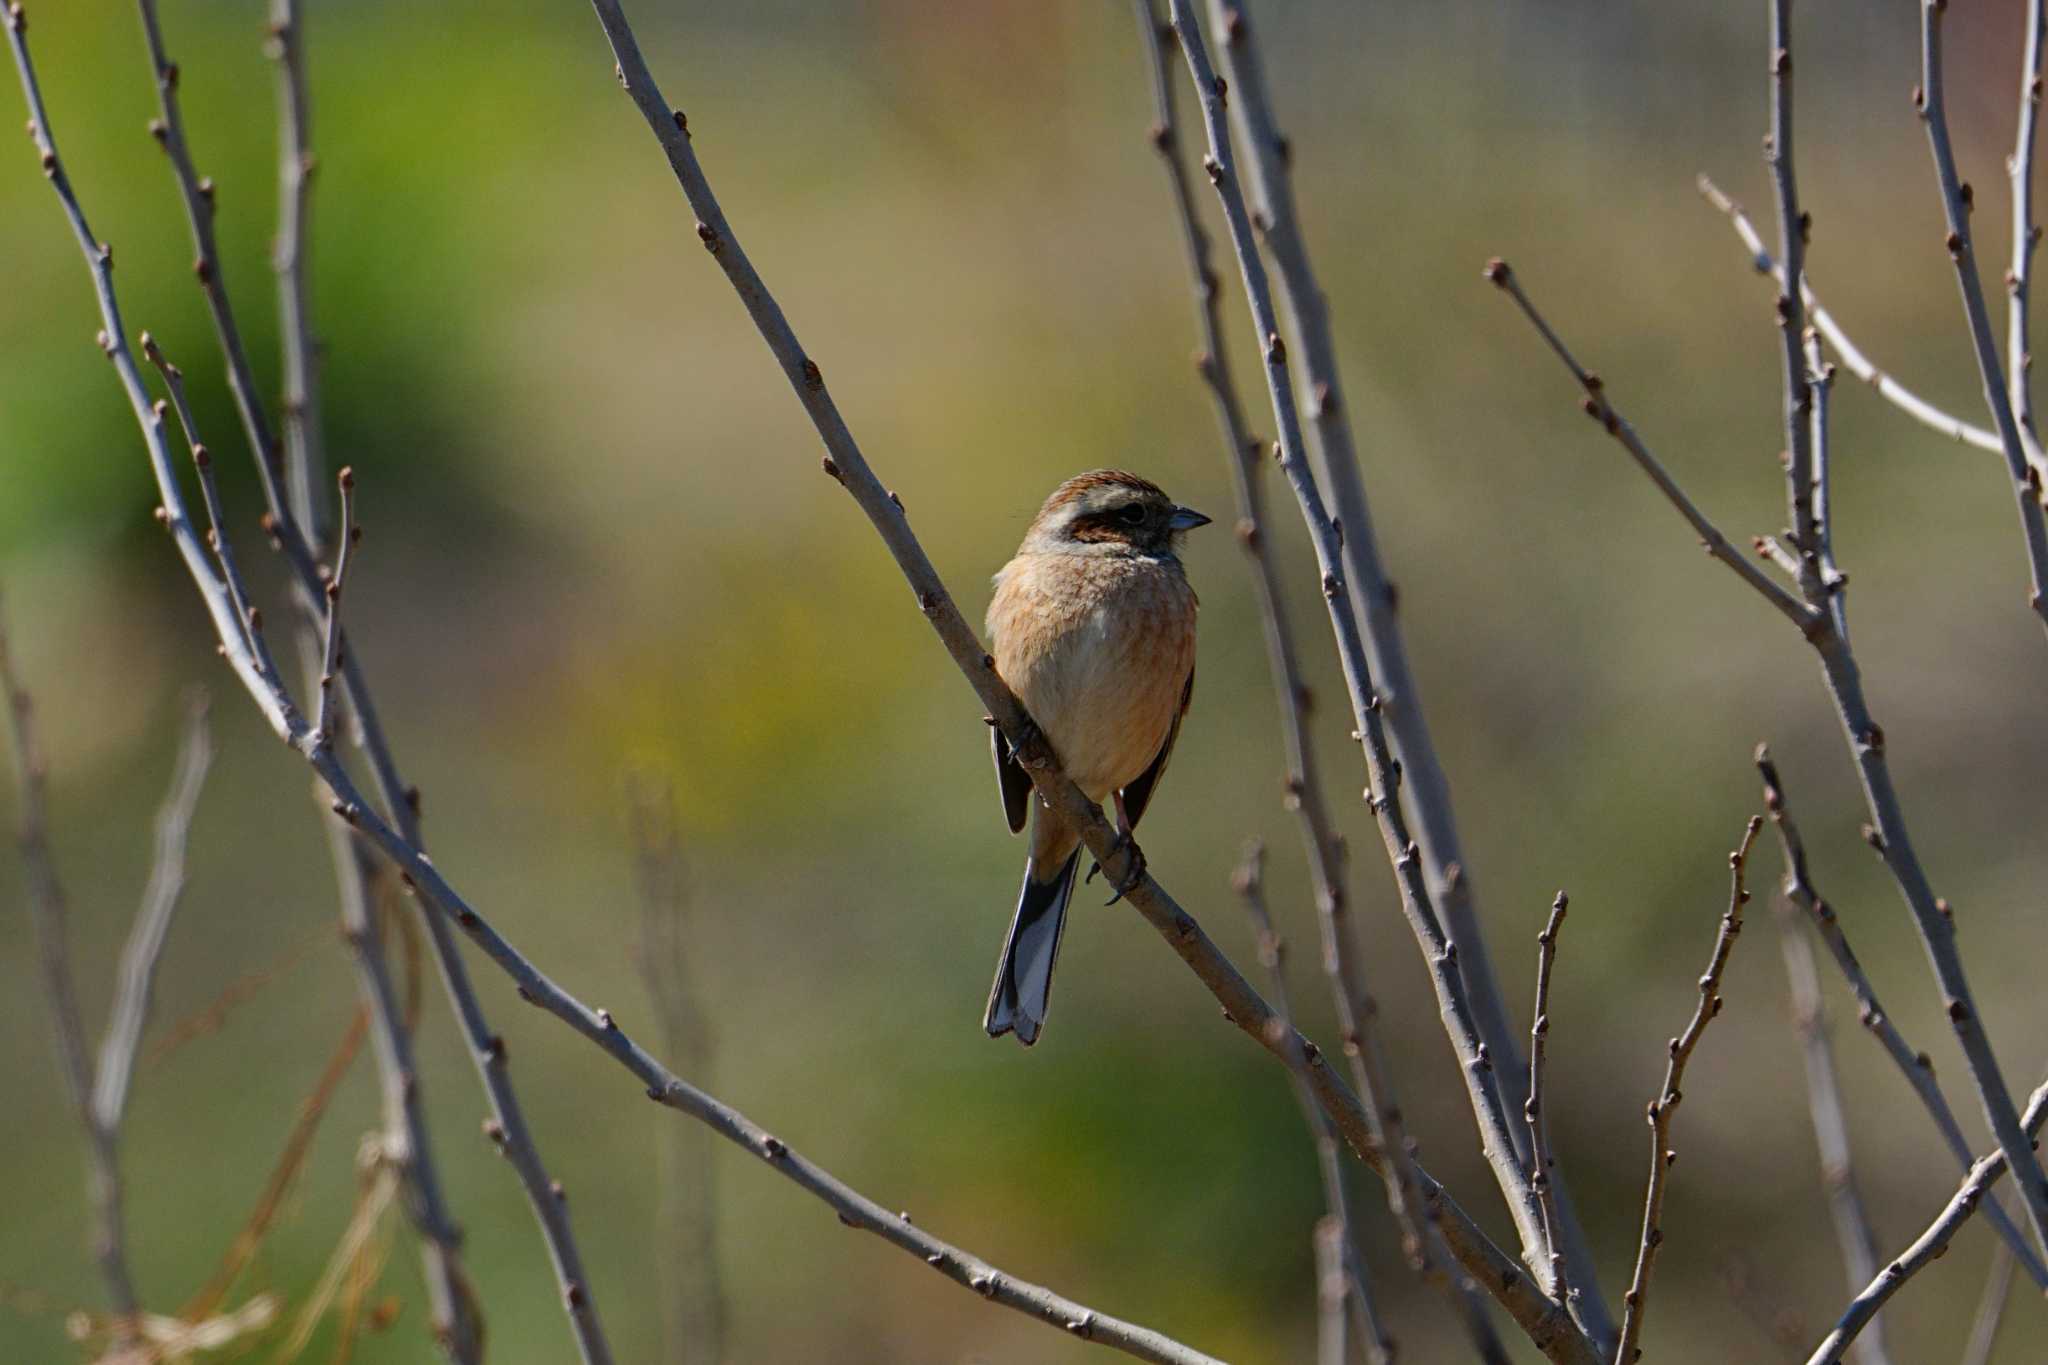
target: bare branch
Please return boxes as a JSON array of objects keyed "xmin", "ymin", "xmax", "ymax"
[
  {"xmin": 90, "ymin": 694, "xmax": 211, "ymax": 1137},
  {"xmin": 1234, "ymin": 844, "xmax": 1395, "ymax": 1365},
  {"xmin": 1486, "ymin": 259, "xmax": 1819, "ymax": 633},
  {"xmin": 1756, "ymin": 748, "xmax": 2044, "ymax": 1284},
  {"xmin": 267, "ymin": 0, "xmax": 327, "ymax": 546},
  {"xmin": 1614, "ymin": 816, "xmax": 1761, "ymax": 1365},
  {"xmin": 127, "ymin": 6, "xmax": 600, "ymax": 1353},
  {"xmin": 1767, "ymin": 1, "xmax": 1824, "ymax": 606},
  {"xmin": 2009, "ymin": 0, "xmax": 2046, "ymax": 437},
  {"xmin": 1918, "ymin": 0, "xmax": 2048, "ymax": 636},
  {"xmin": 1494, "ymin": 240, "xmax": 2048, "ymax": 1261},
  {"xmin": 314, "ymin": 467, "xmax": 358, "ymax": 746},
  {"xmin": 574, "ymin": 2, "xmax": 1593, "ymax": 1357},
  {"xmin": 0, "ymin": 596, "xmax": 141, "ymax": 1335},
  {"xmin": 1806, "ymin": 1078, "xmax": 2048, "ymax": 1365},
  {"xmin": 1525, "ymin": 893, "xmax": 1570, "ymax": 1310},
  {"xmin": 1696, "ymin": 177, "xmax": 2012, "ymax": 463}
]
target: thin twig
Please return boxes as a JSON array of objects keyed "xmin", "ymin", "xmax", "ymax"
[
  {"xmin": 1698, "ymin": 176, "xmax": 2019, "ymax": 462},
  {"xmin": 1806, "ymin": 1077, "xmax": 2048, "ymax": 1365},
  {"xmin": 1767, "ymin": 0, "xmax": 1823, "ymax": 603},
  {"xmin": 0, "ymin": 597, "xmax": 141, "ymax": 1336},
  {"xmin": 127, "ymin": 5, "xmax": 591, "ymax": 1352},
  {"xmin": 314, "ymin": 467, "xmax": 357, "ymax": 745},
  {"xmin": 139, "ymin": 335, "xmax": 287, "ymax": 690},
  {"xmin": 1492, "ymin": 252, "xmax": 2048, "ymax": 1263},
  {"xmin": 90, "ymin": 694, "xmax": 211, "ymax": 1137},
  {"xmin": 1195, "ymin": 7, "xmax": 1559, "ymax": 1294},
  {"xmin": 1613, "ymin": 816, "xmax": 1761, "ymax": 1365},
  {"xmin": 1234, "ymin": 844, "xmax": 1395, "ymax": 1365},
  {"xmin": 139, "ymin": 336, "xmax": 485, "ymax": 1359},
  {"xmin": 576, "ymin": 3, "xmax": 1595, "ymax": 1359},
  {"xmin": 1487, "ymin": 259, "xmax": 1818, "ymax": 633},
  {"xmin": 1958, "ymin": 1245, "xmax": 2015, "ymax": 1365},
  {"xmin": 1525, "ymin": 893, "xmax": 1570, "ymax": 1310},
  {"xmin": 1756, "ymin": 749, "xmax": 2045, "ymax": 1284},
  {"xmin": 1767, "ymin": 825, "xmax": 1892, "ymax": 1365},
  {"xmin": 1918, "ymin": 0, "xmax": 2048, "ymax": 637},
  {"xmin": 267, "ymin": 0, "xmax": 327, "ymax": 547},
  {"xmin": 2009, "ymin": 0, "xmax": 2046, "ymax": 438},
  {"xmin": 1133, "ymin": 0, "xmax": 1425, "ymax": 1297},
  {"xmin": 1165, "ymin": 7, "xmax": 1543, "ymax": 1327}
]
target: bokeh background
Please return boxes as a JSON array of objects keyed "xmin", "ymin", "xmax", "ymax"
[{"xmin": 3, "ymin": 1, "xmax": 2045, "ymax": 1360}]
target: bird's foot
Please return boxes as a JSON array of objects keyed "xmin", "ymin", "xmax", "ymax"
[{"xmin": 1085, "ymin": 834, "xmax": 1147, "ymax": 905}]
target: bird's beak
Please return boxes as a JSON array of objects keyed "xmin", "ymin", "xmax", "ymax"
[{"xmin": 1168, "ymin": 505, "xmax": 1212, "ymax": 532}]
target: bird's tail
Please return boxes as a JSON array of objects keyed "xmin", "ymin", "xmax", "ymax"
[{"xmin": 983, "ymin": 849, "xmax": 1081, "ymax": 1046}]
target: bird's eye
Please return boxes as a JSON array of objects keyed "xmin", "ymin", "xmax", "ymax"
[{"xmin": 1118, "ymin": 504, "xmax": 1148, "ymax": 526}]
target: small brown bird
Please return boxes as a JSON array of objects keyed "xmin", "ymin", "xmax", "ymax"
[{"xmin": 983, "ymin": 470, "xmax": 1208, "ymax": 1045}]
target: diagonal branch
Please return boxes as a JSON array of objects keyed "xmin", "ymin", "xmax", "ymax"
[
  {"xmin": 1613, "ymin": 816, "xmax": 1761, "ymax": 1365},
  {"xmin": 578, "ymin": 0, "xmax": 1589, "ymax": 1353},
  {"xmin": 1493, "ymin": 250, "xmax": 2048, "ymax": 1263},
  {"xmin": 10, "ymin": 0, "xmax": 1591, "ymax": 1356},
  {"xmin": 1696, "ymin": 177, "xmax": 2018, "ymax": 465},
  {"xmin": 90, "ymin": 693, "xmax": 212, "ymax": 1138},
  {"xmin": 1486, "ymin": 260, "xmax": 1819, "ymax": 633},
  {"xmin": 1918, "ymin": 0, "xmax": 2048, "ymax": 637},
  {"xmin": 1756, "ymin": 748, "xmax": 2044, "ymax": 1284},
  {"xmin": 129, "ymin": 6, "xmax": 594, "ymax": 1355},
  {"xmin": 1805, "ymin": 1076, "xmax": 2048, "ymax": 1365}
]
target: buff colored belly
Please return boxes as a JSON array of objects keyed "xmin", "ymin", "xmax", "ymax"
[{"xmin": 989, "ymin": 552, "xmax": 1197, "ymax": 802}]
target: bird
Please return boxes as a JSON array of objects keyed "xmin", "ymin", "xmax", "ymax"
[{"xmin": 982, "ymin": 469, "xmax": 1209, "ymax": 1045}]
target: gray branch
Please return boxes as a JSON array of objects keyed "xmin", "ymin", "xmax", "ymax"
[
  {"xmin": 1917, "ymin": 0, "xmax": 2048, "ymax": 638},
  {"xmin": 1756, "ymin": 748, "xmax": 2044, "ymax": 1284},
  {"xmin": 1806, "ymin": 1078, "xmax": 2048, "ymax": 1365},
  {"xmin": 127, "ymin": 5, "xmax": 600, "ymax": 1354},
  {"xmin": 1492, "ymin": 249, "xmax": 2048, "ymax": 1267},
  {"xmin": 267, "ymin": 0, "xmax": 328, "ymax": 547},
  {"xmin": 1699, "ymin": 174, "xmax": 2010, "ymax": 462},
  {"xmin": 2, "ymin": 608, "xmax": 214, "ymax": 1348},
  {"xmin": 2009, "ymin": 0, "xmax": 2046, "ymax": 439}
]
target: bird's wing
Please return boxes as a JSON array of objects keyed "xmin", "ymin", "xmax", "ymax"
[
  {"xmin": 992, "ymin": 723, "xmax": 1032, "ymax": 834},
  {"xmin": 1118, "ymin": 665, "xmax": 1195, "ymax": 831}
]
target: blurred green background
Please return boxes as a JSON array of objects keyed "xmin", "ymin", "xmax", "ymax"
[{"xmin": 4, "ymin": 1, "xmax": 2046, "ymax": 1360}]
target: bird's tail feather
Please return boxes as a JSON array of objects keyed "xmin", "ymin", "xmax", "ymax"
[{"xmin": 983, "ymin": 849, "xmax": 1081, "ymax": 1046}]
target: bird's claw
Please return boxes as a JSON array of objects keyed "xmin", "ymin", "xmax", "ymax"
[{"xmin": 1086, "ymin": 835, "xmax": 1146, "ymax": 905}]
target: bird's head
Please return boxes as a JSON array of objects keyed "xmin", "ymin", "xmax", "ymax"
[{"xmin": 1022, "ymin": 469, "xmax": 1211, "ymax": 557}]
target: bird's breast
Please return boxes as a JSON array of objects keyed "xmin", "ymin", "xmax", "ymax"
[{"xmin": 988, "ymin": 552, "xmax": 1197, "ymax": 801}]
